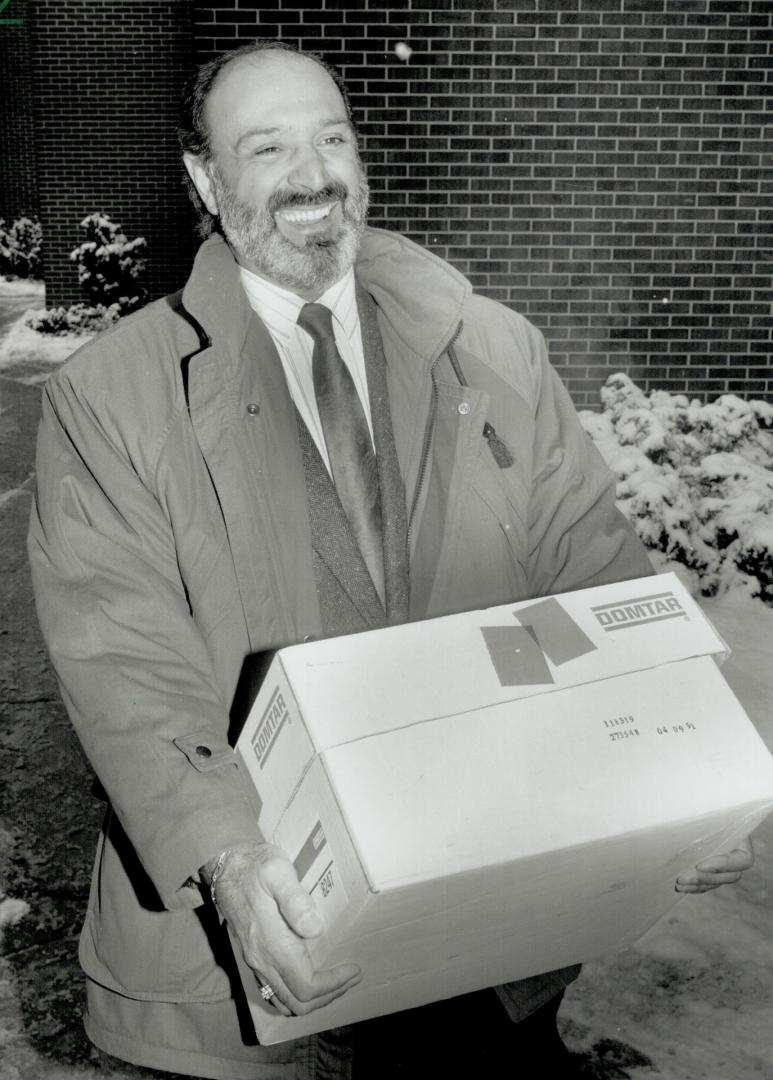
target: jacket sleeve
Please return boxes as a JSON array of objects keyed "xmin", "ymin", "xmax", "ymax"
[
  {"xmin": 28, "ymin": 372, "xmax": 263, "ymax": 911},
  {"xmin": 525, "ymin": 332, "xmax": 655, "ymax": 596}
]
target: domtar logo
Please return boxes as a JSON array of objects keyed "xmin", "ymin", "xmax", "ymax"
[
  {"xmin": 592, "ymin": 590, "xmax": 687, "ymax": 632},
  {"xmin": 251, "ymin": 685, "xmax": 290, "ymax": 769}
]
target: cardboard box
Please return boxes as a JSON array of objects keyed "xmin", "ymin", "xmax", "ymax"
[{"xmin": 234, "ymin": 572, "xmax": 773, "ymax": 1043}]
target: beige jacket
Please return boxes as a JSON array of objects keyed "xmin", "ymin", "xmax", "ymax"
[{"xmin": 28, "ymin": 229, "xmax": 652, "ymax": 1005}]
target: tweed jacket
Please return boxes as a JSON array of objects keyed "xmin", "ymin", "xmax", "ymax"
[{"xmin": 28, "ymin": 228, "xmax": 653, "ymax": 1007}]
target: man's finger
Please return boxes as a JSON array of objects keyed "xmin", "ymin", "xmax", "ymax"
[
  {"xmin": 277, "ymin": 886, "xmax": 325, "ymax": 939},
  {"xmin": 265, "ymin": 966, "xmax": 363, "ymax": 1017},
  {"xmin": 260, "ymin": 853, "xmax": 325, "ymax": 938},
  {"xmin": 241, "ymin": 900, "xmax": 361, "ymax": 1011},
  {"xmin": 269, "ymin": 947, "xmax": 362, "ymax": 1007},
  {"xmin": 254, "ymin": 975, "xmax": 294, "ymax": 1018},
  {"xmin": 676, "ymin": 869, "xmax": 745, "ymax": 892},
  {"xmin": 695, "ymin": 845, "xmax": 754, "ymax": 874}
]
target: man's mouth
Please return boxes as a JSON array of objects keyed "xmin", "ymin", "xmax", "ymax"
[{"xmin": 275, "ymin": 202, "xmax": 335, "ymax": 225}]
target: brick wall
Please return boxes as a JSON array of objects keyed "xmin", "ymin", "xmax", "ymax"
[
  {"xmin": 0, "ymin": 0, "xmax": 38, "ymax": 224},
  {"xmin": 30, "ymin": 0, "xmax": 197, "ymax": 306},
  {"xmin": 194, "ymin": 0, "xmax": 772, "ymax": 407}
]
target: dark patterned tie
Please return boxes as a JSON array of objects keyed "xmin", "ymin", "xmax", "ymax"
[{"xmin": 297, "ymin": 302, "xmax": 385, "ymax": 603}]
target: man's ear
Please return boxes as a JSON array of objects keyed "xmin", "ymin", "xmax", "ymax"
[{"xmin": 183, "ymin": 153, "xmax": 219, "ymax": 217}]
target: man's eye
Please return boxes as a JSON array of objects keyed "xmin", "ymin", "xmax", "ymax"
[
  {"xmin": 255, "ymin": 145, "xmax": 281, "ymax": 156},
  {"xmin": 321, "ymin": 135, "xmax": 345, "ymax": 146}
]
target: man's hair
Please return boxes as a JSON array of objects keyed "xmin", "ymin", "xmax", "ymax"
[{"xmin": 178, "ymin": 40, "xmax": 355, "ymax": 236}]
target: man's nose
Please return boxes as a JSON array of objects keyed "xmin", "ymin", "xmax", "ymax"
[{"xmin": 287, "ymin": 145, "xmax": 328, "ymax": 192}]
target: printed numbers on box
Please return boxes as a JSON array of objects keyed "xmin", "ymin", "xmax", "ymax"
[
  {"xmin": 657, "ymin": 722, "xmax": 697, "ymax": 736},
  {"xmin": 310, "ymin": 859, "xmax": 336, "ymax": 902},
  {"xmin": 609, "ymin": 728, "xmax": 641, "ymax": 742},
  {"xmin": 319, "ymin": 865, "xmax": 335, "ymax": 899},
  {"xmin": 603, "ymin": 715, "xmax": 640, "ymax": 742},
  {"xmin": 603, "ymin": 715, "xmax": 636, "ymax": 729}
]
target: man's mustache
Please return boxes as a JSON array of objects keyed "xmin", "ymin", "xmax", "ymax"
[{"xmin": 267, "ymin": 183, "xmax": 350, "ymax": 215}]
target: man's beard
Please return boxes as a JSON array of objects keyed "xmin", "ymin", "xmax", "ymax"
[{"xmin": 210, "ymin": 168, "xmax": 370, "ymax": 296}]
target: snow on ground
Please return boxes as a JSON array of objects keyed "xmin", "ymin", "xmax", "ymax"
[
  {"xmin": 0, "ymin": 305, "xmax": 93, "ymax": 385},
  {"xmin": 0, "ymin": 278, "xmax": 44, "ymax": 299}
]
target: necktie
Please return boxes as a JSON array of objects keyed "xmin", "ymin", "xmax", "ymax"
[{"xmin": 297, "ymin": 302, "xmax": 385, "ymax": 603}]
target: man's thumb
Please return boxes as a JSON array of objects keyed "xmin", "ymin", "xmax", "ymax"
[
  {"xmin": 283, "ymin": 891, "xmax": 324, "ymax": 938},
  {"xmin": 270, "ymin": 863, "xmax": 324, "ymax": 937}
]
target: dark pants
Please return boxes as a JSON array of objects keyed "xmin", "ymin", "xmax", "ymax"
[{"xmin": 352, "ymin": 990, "xmax": 574, "ymax": 1079}]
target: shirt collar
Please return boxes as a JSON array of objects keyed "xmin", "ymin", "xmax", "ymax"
[{"xmin": 238, "ymin": 265, "xmax": 358, "ymax": 344}]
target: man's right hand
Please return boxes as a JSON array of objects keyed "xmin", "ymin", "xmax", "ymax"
[{"xmin": 201, "ymin": 842, "xmax": 361, "ymax": 1017}]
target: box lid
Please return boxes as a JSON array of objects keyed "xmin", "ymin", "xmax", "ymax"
[{"xmin": 280, "ymin": 573, "xmax": 728, "ymax": 751}]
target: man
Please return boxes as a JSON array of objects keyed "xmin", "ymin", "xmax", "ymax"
[{"xmin": 28, "ymin": 41, "xmax": 753, "ymax": 1080}]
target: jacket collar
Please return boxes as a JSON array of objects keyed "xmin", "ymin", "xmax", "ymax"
[
  {"xmin": 180, "ymin": 227, "xmax": 471, "ymax": 368},
  {"xmin": 355, "ymin": 227, "xmax": 470, "ymax": 362}
]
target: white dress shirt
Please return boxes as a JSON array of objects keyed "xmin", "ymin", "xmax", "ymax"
[{"xmin": 239, "ymin": 265, "xmax": 374, "ymax": 475}]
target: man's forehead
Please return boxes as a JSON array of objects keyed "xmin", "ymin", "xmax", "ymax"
[{"xmin": 205, "ymin": 51, "xmax": 346, "ymax": 139}]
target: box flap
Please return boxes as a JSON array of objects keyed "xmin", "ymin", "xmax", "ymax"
[{"xmin": 279, "ymin": 573, "xmax": 728, "ymax": 751}]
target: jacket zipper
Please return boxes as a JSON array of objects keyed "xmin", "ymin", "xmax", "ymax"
[{"xmin": 406, "ymin": 320, "xmax": 464, "ymax": 546}]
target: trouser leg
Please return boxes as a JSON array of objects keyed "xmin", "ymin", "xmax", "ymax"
[{"xmin": 352, "ymin": 988, "xmax": 577, "ymax": 1080}]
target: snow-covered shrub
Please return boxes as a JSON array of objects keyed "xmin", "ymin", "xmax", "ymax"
[
  {"xmin": 0, "ymin": 216, "xmax": 42, "ymax": 279},
  {"xmin": 581, "ymin": 374, "xmax": 773, "ymax": 603},
  {"xmin": 25, "ymin": 302, "xmax": 121, "ymax": 336},
  {"xmin": 23, "ymin": 212, "xmax": 146, "ymax": 338},
  {"xmin": 70, "ymin": 212, "xmax": 146, "ymax": 311}
]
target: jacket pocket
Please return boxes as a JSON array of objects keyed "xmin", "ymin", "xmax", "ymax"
[
  {"xmin": 460, "ymin": 451, "xmax": 531, "ymax": 599},
  {"xmin": 472, "ymin": 455, "xmax": 530, "ymax": 568}
]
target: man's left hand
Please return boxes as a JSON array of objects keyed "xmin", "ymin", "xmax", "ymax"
[{"xmin": 675, "ymin": 836, "xmax": 754, "ymax": 893}]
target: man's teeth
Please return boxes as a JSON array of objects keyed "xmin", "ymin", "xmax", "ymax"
[{"xmin": 279, "ymin": 204, "xmax": 332, "ymax": 224}]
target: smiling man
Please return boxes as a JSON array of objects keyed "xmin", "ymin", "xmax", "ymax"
[
  {"xmin": 185, "ymin": 48, "xmax": 370, "ymax": 300},
  {"xmin": 28, "ymin": 40, "xmax": 754, "ymax": 1080}
]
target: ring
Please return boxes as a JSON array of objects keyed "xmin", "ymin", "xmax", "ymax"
[{"xmin": 259, "ymin": 983, "xmax": 276, "ymax": 1002}]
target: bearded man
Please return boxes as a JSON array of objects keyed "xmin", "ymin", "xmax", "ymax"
[{"xmin": 28, "ymin": 40, "xmax": 753, "ymax": 1080}]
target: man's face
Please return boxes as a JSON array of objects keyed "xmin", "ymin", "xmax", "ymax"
[{"xmin": 188, "ymin": 52, "xmax": 369, "ymax": 299}]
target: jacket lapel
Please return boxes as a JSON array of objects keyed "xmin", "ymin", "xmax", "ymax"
[{"xmin": 187, "ymin": 292, "xmax": 323, "ymax": 650}]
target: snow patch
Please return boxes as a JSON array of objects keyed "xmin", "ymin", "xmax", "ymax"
[
  {"xmin": 0, "ymin": 311, "xmax": 93, "ymax": 382},
  {"xmin": 0, "ymin": 277, "xmax": 45, "ymax": 298},
  {"xmin": 0, "ymin": 898, "xmax": 30, "ymax": 929}
]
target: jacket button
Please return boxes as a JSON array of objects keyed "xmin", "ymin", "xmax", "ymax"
[
  {"xmin": 246, "ymin": 403, "xmax": 260, "ymax": 415},
  {"xmin": 195, "ymin": 745, "xmax": 212, "ymax": 758},
  {"xmin": 457, "ymin": 401, "xmax": 471, "ymax": 415}
]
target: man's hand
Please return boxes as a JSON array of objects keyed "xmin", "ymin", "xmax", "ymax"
[
  {"xmin": 202, "ymin": 842, "xmax": 361, "ymax": 1017},
  {"xmin": 675, "ymin": 836, "xmax": 755, "ymax": 894}
]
